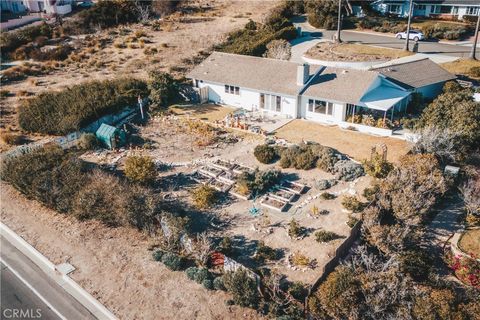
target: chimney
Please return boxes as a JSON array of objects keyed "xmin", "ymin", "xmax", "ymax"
[{"xmin": 297, "ymin": 63, "xmax": 310, "ymax": 85}]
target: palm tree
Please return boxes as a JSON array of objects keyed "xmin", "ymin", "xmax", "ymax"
[{"xmin": 470, "ymin": 14, "xmax": 479, "ymax": 60}]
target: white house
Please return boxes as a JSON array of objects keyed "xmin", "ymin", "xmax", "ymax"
[
  {"xmin": 187, "ymin": 52, "xmax": 455, "ymax": 136},
  {"xmin": 24, "ymin": 0, "xmax": 73, "ymax": 15}
]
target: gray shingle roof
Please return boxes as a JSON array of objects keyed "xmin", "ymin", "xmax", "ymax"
[
  {"xmin": 302, "ymin": 67, "xmax": 380, "ymax": 105},
  {"xmin": 371, "ymin": 58, "xmax": 456, "ymax": 89},
  {"xmin": 188, "ymin": 52, "xmax": 381, "ymax": 104},
  {"xmin": 187, "ymin": 52, "xmax": 314, "ymax": 96}
]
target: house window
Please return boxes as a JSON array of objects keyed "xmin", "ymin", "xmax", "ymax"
[
  {"xmin": 432, "ymin": 5, "xmax": 441, "ymax": 13},
  {"xmin": 260, "ymin": 93, "xmax": 282, "ymax": 112},
  {"xmin": 225, "ymin": 84, "xmax": 240, "ymax": 95},
  {"xmin": 308, "ymin": 99, "xmax": 334, "ymax": 115},
  {"xmin": 416, "ymin": 4, "xmax": 426, "ymax": 10},
  {"xmin": 388, "ymin": 4, "xmax": 401, "ymax": 13},
  {"xmin": 440, "ymin": 5, "xmax": 452, "ymax": 14},
  {"xmin": 452, "ymin": 6, "xmax": 459, "ymax": 14},
  {"xmin": 466, "ymin": 7, "xmax": 479, "ymax": 15}
]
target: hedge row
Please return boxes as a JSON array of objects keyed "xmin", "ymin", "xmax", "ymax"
[{"xmin": 18, "ymin": 78, "xmax": 148, "ymax": 135}]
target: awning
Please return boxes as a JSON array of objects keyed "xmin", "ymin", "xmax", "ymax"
[{"xmin": 359, "ymin": 85, "xmax": 410, "ymax": 112}]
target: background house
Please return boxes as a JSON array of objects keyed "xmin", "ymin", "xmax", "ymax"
[
  {"xmin": 0, "ymin": 0, "xmax": 74, "ymax": 15},
  {"xmin": 369, "ymin": 0, "xmax": 479, "ymax": 20}
]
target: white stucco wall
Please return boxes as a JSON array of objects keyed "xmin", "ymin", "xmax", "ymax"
[
  {"xmin": 198, "ymin": 81, "xmax": 297, "ymax": 119},
  {"xmin": 299, "ymin": 95, "xmax": 346, "ymax": 124}
]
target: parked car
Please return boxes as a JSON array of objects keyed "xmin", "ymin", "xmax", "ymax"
[{"xmin": 395, "ymin": 30, "xmax": 425, "ymax": 41}]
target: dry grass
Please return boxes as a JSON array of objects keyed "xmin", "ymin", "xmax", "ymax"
[
  {"xmin": 458, "ymin": 229, "xmax": 480, "ymax": 257},
  {"xmin": 169, "ymin": 104, "xmax": 236, "ymax": 122},
  {"xmin": 275, "ymin": 119, "xmax": 410, "ymax": 163},
  {"xmin": 306, "ymin": 42, "xmax": 413, "ymax": 62},
  {"xmin": 440, "ymin": 59, "xmax": 480, "ymax": 79}
]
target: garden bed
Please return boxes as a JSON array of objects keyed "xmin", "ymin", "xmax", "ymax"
[
  {"xmin": 260, "ymin": 195, "xmax": 288, "ymax": 212},
  {"xmin": 269, "ymin": 187, "xmax": 296, "ymax": 203},
  {"xmin": 281, "ymin": 181, "xmax": 306, "ymax": 195}
]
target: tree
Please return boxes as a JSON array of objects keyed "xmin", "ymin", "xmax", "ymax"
[
  {"xmin": 305, "ymin": 0, "xmax": 339, "ymax": 30},
  {"xmin": 124, "ymin": 155, "xmax": 157, "ymax": 184},
  {"xmin": 148, "ymin": 71, "xmax": 179, "ymax": 110},
  {"xmin": 412, "ymin": 126, "xmax": 459, "ymax": 164},
  {"xmin": 378, "ymin": 154, "xmax": 447, "ymax": 225},
  {"xmin": 223, "ymin": 269, "xmax": 259, "ymax": 308},
  {"xmin": 310, "ymin": 266, "xmax": 361, "ymax": 319},
  {"xmin": 264, "ymin": 39, "xmax": 291, "ymax": 60},
  {"xmin": 470, "ymin": 13, "xmax": 479, "ymax": 60},
  {"xmin": 419, "ymin": 84, "xmax": 480, "ymax": 151}
]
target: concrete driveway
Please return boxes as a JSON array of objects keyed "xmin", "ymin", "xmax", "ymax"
[{"xmin": 289, "ymin": 15, "xmax": 479, "ymax": 63}]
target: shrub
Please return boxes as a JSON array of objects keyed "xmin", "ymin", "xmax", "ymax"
[
  {"xmin": 18, "ymin": 78, "xmax": 148, "ymax": 135},
  {"xmin": 253, "ymin": 144, "xmax": 277, "ymax": 164},
  {"xmin": 0, "ymin": 132, "xmax": 23, "ymax": 145},
  {"xmin": 341, "ymin": 196, "xmax": 365, "ymax": 212},
  {"xmin": 315, "ymin": 230, "xmax": 341, "ymax": 243},
  {"xmin": 264, "ymin": 39, "xmax": 291, "ymax": 60},
  {"xmin": 362, "ymin": 152, "xmax": 394, "ymax": 179},
  {"xmin": 254, "ymin": 241, "xmax": 278, "ymax": 263},
  {"xmin": 191, "ymin": 185, "xmax": 218, "ymax": 209},
  {"xmin": 346, "ymin": 215, "xmax": 359, "ymax": 228},
  {"xmin": 288, "ymin": 218, "xmax": 302, "ymax": 239},
  {"xmin": 202, "ymin": 279, "xmax": 214, "ymax": 290},
  {"xmin": 279, "ymin": 144, "xmax": 339, "ymax": 171},
  {"xmin": 152, "ymin": 250, "xmax": 165, "ymax": 261},
  {"xmin": 223, "ymin": 269, "xmax": 258, "ymax": 308},
  {"xmin": 400, "ymin": 249, "xmax": 432, "ymax": 282},
  {"xmin": 161, "ymin": 252, "xmax": 185, "ymax": 271},
  {"xmin": 306, "ymin": 0, "xmax": 338, "ymax": 30},
  {"xmin": 77, "ymin": 133, "xmax": 98, "ymax": 150},
  {"xmin": 1, "ymin": 22, "xmax": 53, "ymax": 58},
  {"xmin": 185, "ymin": 266, "xmax": 199, "ymax": 280},
  {"xmin": 235, "ymin": 169, "xmax": 281, "ymax": 197},
  {"xmin": 334, "ymin": 160, "xmax": 364, "ymax": 181},
  {"xmin": 148, "ymin": 71, "xmax": 180, "ymax": 109},
  {"xmin": 320, "ymin": 192, "xmax": 335, "ymax": 200},
  {"xmin": 315, "ymin": 146, "xmax": 340, "ymax": 172},
  {"xmin": 213, "ymin": 277, "xmax": 226, "ymax": 291},
  {"xmin": 291, "ymin": 251, "xmax": 311, "ymax": 267},
  {"xmin": 288, "ymin": 282, "xmax": 308, "ymax": 301},
  {"xmin": 362, "ymin": 184, "xmax": 380, "ymax": 202},
  {"xmin": 316, "ymin": 179, "xmax": 333, "ymax": 190},
  {"xmin": 0, "ymin": 90, "xmax": 10, "ymax": 98},
  {"xmin": 124, "ymin": 155, "xmax": 157, "ymax": 184},
  {"xmin": 218, "ymin": 236, "xmax": 234, "ymax": 255},
  {"xmin": 469, "ymin": 66, "xmax": 480, "ymax": 78},
  {"xmin": 194, "ymin": 268, "xmax": 211, "ymax": 284}
]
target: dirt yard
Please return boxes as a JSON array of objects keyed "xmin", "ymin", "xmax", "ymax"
[
  {"xmin": 305, "ymin": 41, "xmax": 412, "ymax": 62},
  {"xmin": 0, "ymin": 0, "xmax": 277, "ymax": 131},
  {"xmin": 0, "ymin": 182, "xmax": 263, "ymax": 320}
]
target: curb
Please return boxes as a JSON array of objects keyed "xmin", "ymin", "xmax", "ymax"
[{"xmin": 1, "ymin": 223, "xmax": 117, "ymax": 320}]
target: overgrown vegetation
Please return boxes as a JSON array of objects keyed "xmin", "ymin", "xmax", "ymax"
[
  {"xmin": 191, "ymin": 185, "xmax": 218, "ymax": 209},
  {"xmin": 235, "ymin": 169, "xmax": 281, "ymax": 197},
  {"xmin": 0, "ymin": 146, "xmax": 160, "ymax": 230},
  {"xmin": 253, "ymin": 144, "xmax": 278, "ymax": 164},
  {"xmin": 216, "ymin": 2, "xmax": 297, "ymax": 56},
  {"xmin": 124, "ymin": 155, "xmax": 157, "ymax": 184},
  {"xmin": 18, "ymin": 78, "xmax": 148, "ymax": 135}
]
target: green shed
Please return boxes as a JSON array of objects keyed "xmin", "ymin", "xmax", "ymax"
[{"xmin": 95, "ymin": 123, "xmax": 126, "ymax": 149}]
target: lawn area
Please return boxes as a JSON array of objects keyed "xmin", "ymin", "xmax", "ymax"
[
  {"xmin": 305, "ymin": 42, "xmax": 413, "ymax": 62},
  {"xmin": 275, "ymin": 120, "xmax": 411, "ymax": 163},
  {"xmin": 440, "ymin": 59, "xmax": 480, "ymax": 79},
  {"xmin": 169, "ymin": 104, "xmax": 236, "ymax": 122},
  {"xmin": 458, "ymin": 229, "xmax": 480, "ymax": 257}
]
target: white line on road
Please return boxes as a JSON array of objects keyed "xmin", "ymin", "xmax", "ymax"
[{"xmin": 0, "ymin": 257, "xmax": 68, "ymax": 320}]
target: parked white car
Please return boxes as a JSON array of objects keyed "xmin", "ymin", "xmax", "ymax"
[{"xmin": 395, "ymin": 30, "xmax": 425, "ymax": 41}]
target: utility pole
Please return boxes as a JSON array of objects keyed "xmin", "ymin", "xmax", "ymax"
[
  {"xmin": 403, "ymin": 0, "xmax": 414, "ymax": 51},
  {"xmin": 336, "ymin": 0, "xmax": 342, "ymax": 43},
  {"xmin": 470, "ymin": 14, "xmax": 479, "ymax": 60}
]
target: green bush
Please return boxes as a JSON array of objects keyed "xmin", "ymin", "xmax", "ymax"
[
  {"xmin": 194, "ymin": 268, "xmax": 211, "ymax": 284},
  {"xmin": 346, "ymin": 215, "xmax": 359, "ymax": 228},
  {"xmin": 362, "ymin": 185, "xmax": 380, "ymax": 202},
  {"xmin": 191, "ymin": 185, "xmax": 218, "ymax": 209},
  {"xmin": 334, "ymin": 160, "xmax": 364, "ymax": 181},
  {"xmin": 18, "ymin": 78, "xmax": 148, "ymax": 135},
  {"xmin": 148, "ymin": 71, "xmax": 180, "ymax": 110},
  {"xmin": 77, "ymin": 133, "xmax": 98, "ymax": 150},
  {"xmin": 254, "ymin": 241, "xmax": 278, "ymax": 263},
  {"xmin": 235, "ymin": 169, "xmax": 281, "ymax": 197},
  {"xmin": 421, "ymin": 22, "xmax": 469, "ymax": 40},
  {"xmin": 161, "ymin": 252, "xmax": 185, "ymax": 271},
  {"xmin": 124, "ymin": 155, "xmax": 157, "ymax": 184},
  {"xmin": 306, "ymin": 0, "xmax": 339, "ymax": 30},
  {"xmin": 253, "ymin": 144, "xmax": 277, "ymax": 164},
  {"xmin": 362, "ymin": 152, "xmax": 394, "ymax": 179},
  {"xmin": 400, "ymin": 249, "xmax": 433, "ymax": 282},
  {"xmin": 202, "ymin": 279, "xmax": 214, "ymax": 290},
  {"xmin": 320, "ymin": 192, "xmax": 335, "ymax": 200},
  {"xmin": 223, "ymin": 269, "xmax": 259, "ymax": 308},
  {"xmin": 0, "ymin": 22, "xmax": 53, "ymax": 58},
  {"xmin": 288, "ymin": 218, "xmax": 302, "ymax": 239},
  {"xmin": 152, "ymin": 250, "xmax": 165, "ymax": 261},
  {"xmin": 185, "ymin": 266, "xmax": 199, "ymax": 280},
  {"xmin": 288, "ymin": 282, "xmax": 308, "ymax": 301},
  {"xmin": 213, "ymin": 277, "xmax": 226, "ymax": 291},
  {"xmin": 341, "ymin": 196, "xmax": 365, "ymax": 212},
  {"xmin": 315, "ymin": 230, "xmax": 341, "ymax": 243}
]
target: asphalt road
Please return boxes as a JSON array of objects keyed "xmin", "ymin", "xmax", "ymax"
[
  {"xmin": 292, "ymin": 15, "xmax": 479, "ymax": 59},
  {"xmin": 0, "ymin": 237, "xmax": 96, "ymax": 320}
]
